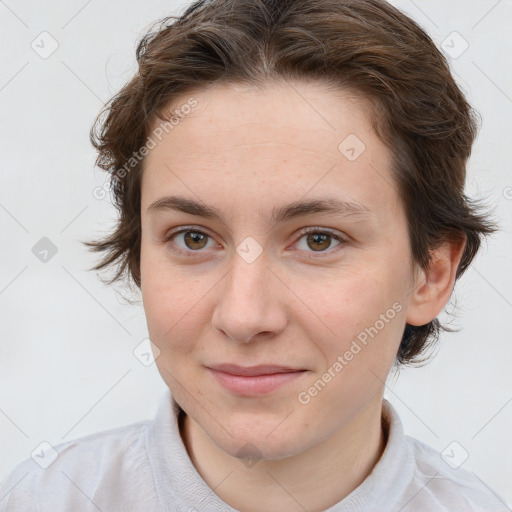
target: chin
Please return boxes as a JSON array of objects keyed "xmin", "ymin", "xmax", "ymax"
[
  {"xmin": 224, "ymin": 432, "xmax": 304, "ymax": 462},
  {"xmin": 205, "ymin": 412, "xmax": 309, "ymax": 462}
]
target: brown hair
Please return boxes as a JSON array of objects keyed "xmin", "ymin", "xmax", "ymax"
[{"xmin": 84, "ymin": 0, "xmax": 497, "ymax": 366}]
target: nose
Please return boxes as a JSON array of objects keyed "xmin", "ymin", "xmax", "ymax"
[{"xmin": 211, "ymin": 249, "xmax": 288, "ymax": 344}]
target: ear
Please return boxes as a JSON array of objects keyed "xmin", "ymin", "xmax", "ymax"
[{"xmin": 406, "ymin": 237, "xmax": 466, "ymax": 326}]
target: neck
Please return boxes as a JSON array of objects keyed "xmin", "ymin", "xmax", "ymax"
[{"xmin": 180, "ymin": 395, "xmax": 387, "ymax": 512}]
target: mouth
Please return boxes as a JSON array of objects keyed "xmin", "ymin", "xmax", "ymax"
[{"xmin": 206, "ymin": 364, "xmax": 308, "ymax": 396}]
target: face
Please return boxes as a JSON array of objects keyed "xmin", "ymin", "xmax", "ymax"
[{"xmin": 140, "ymin": 80, "xmax": 417, "ymax": 460}]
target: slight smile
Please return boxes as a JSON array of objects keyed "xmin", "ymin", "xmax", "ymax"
[{"xmin": 206, "ymin": 364, "xmax": 309, "ymax": 396}]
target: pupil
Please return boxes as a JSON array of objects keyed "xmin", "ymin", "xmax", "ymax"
[
  {"xmin": 308, "ymin": 233, "xmax": 330, "ymax": 251},
  {"xmin": 185, "ymin": 231, "xmax": 207, "ymax": 249}
]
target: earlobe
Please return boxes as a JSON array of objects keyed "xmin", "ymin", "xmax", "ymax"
[{"xmin": 405, "ymin": 238, "xmax": 466, "ymax": 326}]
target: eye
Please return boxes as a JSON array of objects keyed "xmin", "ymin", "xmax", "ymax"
[
  {"xmin": 293, "ymin": 227, "xmax": 346, "ymax": 255},
  {"xmin": 164, "ymin": 227, "xmax": 218, "ymax": 256},
  {"xmin": 164, "ymin": 226, "xmax": 348, "ymax": 258}
]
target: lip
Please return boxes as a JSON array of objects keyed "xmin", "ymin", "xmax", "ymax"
[
  {"xmin": 206, "ymin": 364, "xmax": 308, "ymax": 396},
  {"xmin": 209, "ymin": 364, "xmax": 305, "ymax": 376}
]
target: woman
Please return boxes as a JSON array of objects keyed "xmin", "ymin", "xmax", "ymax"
[{"xmin": 1, "ymin": 0, "xmax": 507, "ymax": 510}]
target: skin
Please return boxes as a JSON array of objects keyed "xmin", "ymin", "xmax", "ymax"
[{"xmin": 139, "ymin": 80, "xmax": 465, "ymax": 512}]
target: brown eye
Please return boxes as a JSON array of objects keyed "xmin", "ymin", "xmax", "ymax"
[
  {"xmin": 306, "ymin": 233, "xmax": 332, "ymax": 251},
  {"xmin": 165, "ymin": 228, "xmax": 217, "ymax": 255},
  {"xmin": 295, "ymin": 228, "xmax": 345, "ymax": 255},
  {"xmin": 183, "ymin": 231, "xmax": 209, "ymax": 250}
]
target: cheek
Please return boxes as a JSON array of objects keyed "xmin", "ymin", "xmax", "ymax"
[
  {"xmin": 298, "ymin": 286, "xmax": 405, "ymax": 422},
  {"xmin": 140, "ymin": 256, "xmax": 218, "ymax": 378},
  {"xmin": 305, "ymin": 263, "xmax": 408, "ymax": 373},
  {"xmin": 141, "ymin": 269, "xmax": 206, "ymax": 396},
  {"xmin": 313, "ymin": 266, "xmax": 403, "ymax": 332},
  {"xmin": 142, "ymin": 279, "xmax": 200, "ymax": 346},
  {"xmin": 140, "ymin": 249, "xmax": 197, "ymax": 346}
]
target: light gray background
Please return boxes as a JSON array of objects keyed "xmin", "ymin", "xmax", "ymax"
[{"xmin": 1, "ymin": 0, "xmax": 511, "ymax": 506}]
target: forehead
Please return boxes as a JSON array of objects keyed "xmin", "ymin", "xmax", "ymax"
[{"xmin": 141, "ymin": 81, "xmax": 400, "ymax": 223}]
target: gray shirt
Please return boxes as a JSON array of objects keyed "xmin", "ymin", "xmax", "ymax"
[{"xmin": 0, "ymin": 389, "xmax": 509, "ymax": 511}]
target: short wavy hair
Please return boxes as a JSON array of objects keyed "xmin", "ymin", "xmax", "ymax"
[{"xmin": 83, "ymin": 0, "xmax": 497, "ymax": 366}]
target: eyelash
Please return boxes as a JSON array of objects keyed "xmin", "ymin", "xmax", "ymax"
[{"xmin": 163, "ymin": 226, "xmax": 348, "ymax": 258}]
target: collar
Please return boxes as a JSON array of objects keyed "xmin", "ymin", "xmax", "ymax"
[{"xmin": 145, "ymin": 388, "xmax": 413, "ymax": 511}]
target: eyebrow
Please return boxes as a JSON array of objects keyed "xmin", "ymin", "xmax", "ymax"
[{"xmin": 146, "ymin": 195, "xmax": 373, "ymax": 225}]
